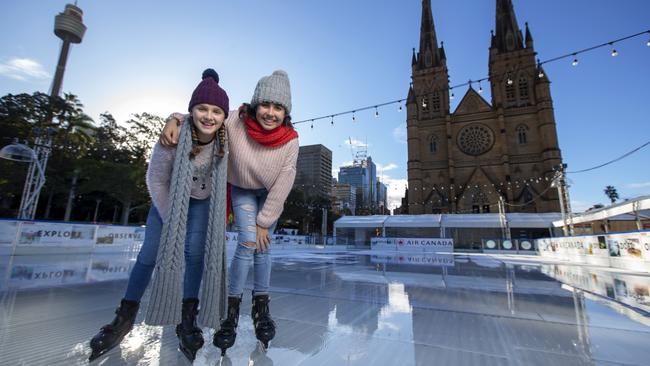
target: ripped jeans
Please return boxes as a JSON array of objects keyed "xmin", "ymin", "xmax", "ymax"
[{"xmin": 228, "ymin": 185, "xmax": 278, "ymax": 297}]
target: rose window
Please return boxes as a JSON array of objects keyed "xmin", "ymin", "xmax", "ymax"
[{"xmin": 457, "ymin": 124, "xmax": 494, "ymax": 156}]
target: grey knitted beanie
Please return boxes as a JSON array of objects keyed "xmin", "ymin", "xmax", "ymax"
[{"xmin": 250, "ymin": 70, "xmax": 292, "ymax": 114}]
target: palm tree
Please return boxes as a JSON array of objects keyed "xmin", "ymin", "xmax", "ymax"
[{"xmin": 604, "ymin": 185, "xmax": 619, "ymax": 204}]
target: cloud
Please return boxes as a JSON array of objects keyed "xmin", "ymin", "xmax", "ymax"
[
  {"xmin": 380, "ymin": 175, "xmax": 408, "ymax": 210},
  {"xmin": 0, "ymin": 58, "xmax": 50, "ymax": 81},
  {"xmin": 626, "ymin": 182, "xmax": 650, "ymax": 189},
  {"xmin": 393, "ymin": 123, "xmax": 407, "ymax": 144},
  {"xmin": 377, "ymin": 163, "xmax": 398, "ymax": 172}
]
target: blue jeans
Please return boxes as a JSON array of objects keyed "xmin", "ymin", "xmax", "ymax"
[
  {"xmin": 228, "ymin": 186, "xmax": 277, "ymax": 297},
  {"xmin": 124, "ymin": 198, "xmax": 210, "ymax": 301}
]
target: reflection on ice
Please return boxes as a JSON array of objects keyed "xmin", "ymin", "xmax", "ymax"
[
  {"xmin": 541, "ymin": 263, "xmax": 650, "ymax": 314},
  {"xmin": 2, "ymin": 249, "xmax": 650, "ymax": 365}
]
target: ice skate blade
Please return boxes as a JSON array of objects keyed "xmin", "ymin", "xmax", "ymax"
[
  {"xmin": 88, "ymin": 344, "xmax": 117, "ymax": 362},
  {"xmin": 178, "ymin": 343, "xmax": 198, "ymax": 362}
]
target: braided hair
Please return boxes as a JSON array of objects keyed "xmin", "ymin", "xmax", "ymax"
[{"xmin": 189, "ymin": 117, "xmax": 227, "ymax": 160}]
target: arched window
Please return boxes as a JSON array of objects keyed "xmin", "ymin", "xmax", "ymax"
[
  {"xmin": 431, "ymin": 91, "xmax": 441, "ymax": 112},
  {"xmin": 518, "ymin": 77, "xmax": 529, "ymax": 100},
  {"xmin": 429, "ymin": 135, "xmax": 438, "ymax": 154},
  {"xmin": 516, "ymin": 124, "xmax": 528, "ymax": 144}
]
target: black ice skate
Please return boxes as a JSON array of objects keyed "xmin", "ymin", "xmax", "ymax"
[
  {"xmin": 175, "ymin": 298, "xmax": 204, "ymax": 361},
  {"xmin": 251, "ymin": 294, "xmax": 276, "ymax": 350},
  {"xmin": 89, "ymin": 299, "xmax": 139, "ymax": 362},
  {"xmin": 213, "ymin": 296, "xmax": 242, "ymax": 356}
]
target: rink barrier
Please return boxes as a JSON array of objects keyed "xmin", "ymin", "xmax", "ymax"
[
  {"xmin": 535, "ymin": 230, "xmax": 650, "ymax": 272},
  {"xmin": 0, "ymin": 219, "xmax": 318, "ymax": 255}
]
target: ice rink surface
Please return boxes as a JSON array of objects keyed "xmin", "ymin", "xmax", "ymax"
[{"xmin": 1, "ymin": 248, "xmax": 649, "ymax": 366}]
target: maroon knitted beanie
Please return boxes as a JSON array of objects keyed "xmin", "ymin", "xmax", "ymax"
[{"xmin": 188, "ymin": 69, "xmax": 230, "ymax": 117}]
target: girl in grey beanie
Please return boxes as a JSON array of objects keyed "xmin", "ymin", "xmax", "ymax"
[{"xmin": 89, "ymin": 69, "xmax": 230, "ymax": 362}]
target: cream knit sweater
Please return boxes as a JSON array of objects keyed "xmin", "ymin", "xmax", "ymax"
[
  {"xmin": 171, "ymin": 112, "xmax": 299, "ymax": 228},
  {"xmin": 146, "ymin": 140, "xmax": 215, "ymax": 221}
]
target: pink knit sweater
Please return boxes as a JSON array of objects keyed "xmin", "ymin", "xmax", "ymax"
[{"xmin": 172, "ymin": 113, "xmax": 299, "ymax": 228}]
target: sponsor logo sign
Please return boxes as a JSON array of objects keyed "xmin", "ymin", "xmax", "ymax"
[
  {"xmin": 371, "ymin": 237, "xmax": 454, "ymax": 252},
  {"xmin": 95, "ymin": 226, "xmax": 145, "ymax": 245},
  {"xmin": 18, "ymin": 222, "xmax": 95, "ymax": 247},
  {"xmin": 371, "ymin": 252, "xmax": 455, "ymax": 267},
  {"xmin": 9, "ymin": 263, "xmax": 89, "ymax": 289},
  {"xmin": 88, "ymin": 258, "xmax": 132, "ymax": 282}
]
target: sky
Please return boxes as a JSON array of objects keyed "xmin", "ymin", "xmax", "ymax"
[{"xmin": 1, "ymin": 0, "xmax": 649, "ymax": 212}]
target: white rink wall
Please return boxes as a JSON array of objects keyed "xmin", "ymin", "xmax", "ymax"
[{"xmin": 536, "ymin": 231, "xmax": 650, "ymax": 272}]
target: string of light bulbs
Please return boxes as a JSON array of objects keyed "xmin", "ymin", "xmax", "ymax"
[{"xmin": 293, "ymin": 29, "xmax": 650, "ymax": 127}]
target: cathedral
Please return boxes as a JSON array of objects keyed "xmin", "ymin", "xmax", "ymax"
[{"xmin": 406, "ymin": 0, "xmax": 563, "ymax": 214}]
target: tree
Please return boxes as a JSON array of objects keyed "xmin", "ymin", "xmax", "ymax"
[
  {"xmin": 77, "ymin": 113, "xmax": 160, "ymax": 224},
  {"xmin": 604, "ymin": 186, "xmax": 619, "ymax": 204},
  {"xmin": 0, "ymin": 92, "xmax": 96, "ymax": 218}
]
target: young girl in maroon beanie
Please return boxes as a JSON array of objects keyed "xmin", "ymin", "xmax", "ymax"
[
  {"xmin": 161, "ymin": 70, "xmax": 299, "ymax": 355},
  {"xmin": 90, "ymin": 69, "xmax": 230, "ymax": 362}
]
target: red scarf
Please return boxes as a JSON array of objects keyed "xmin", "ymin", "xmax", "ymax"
[{"xmin": 242, "ymin": 109, "xmax": 298, "ymax": 148}]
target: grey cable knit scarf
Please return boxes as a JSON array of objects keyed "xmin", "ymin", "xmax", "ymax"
[{"xmin": 145, "ymin": 117, "xmax": 228, "ymax": 329}]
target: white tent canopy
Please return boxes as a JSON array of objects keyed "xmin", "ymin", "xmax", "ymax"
[
  {"xmin": 335, "ymin": 213, "xmax": 561, "ymax": 230},
  {"xmin": 553, "ymin": 195, "xmax": 650, "ymax": 227},
  {"xmin": 384, "ymin": 214, "xmax": 441, "ymax": 227}
]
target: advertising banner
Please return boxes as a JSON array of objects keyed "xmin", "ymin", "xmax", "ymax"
[
  {"xmin": 370, "ymin": 237, "xmax": 397, "ymax": 251},
  {"xmin": 537, "ymin": 235, "xmax": 609, "ymax": 265},
  {"xmin": 17, "ymin": 221, "xmax": 95, "ymax": 247},
  {"xmin": 8, "ymin": 261, "xmax": 89, "ymax": 289},
  {"xmin": 541, "ymin": 264, "xmax": 650, "ymax": 313},
  {"xmin": 371, "ymin": 252, "xmax": 455, "ymax": 267},
  {"xmin": 371, "ymin": 237, "xmax": 454, "ymax": 252},
  {"xmin": 95, "ymin": 225, "xmax": 145, "ymax": 246},
  {"xmin": 271, "ymin": 235, "xmax": 309, "ymax": 245},
  {"xmin": 88, "ymin": 256, "xmax": 133, "ymax": 282},
  {"xmin": 608, "ymin": 232, "xmax": 650, "ymax": 272},
  {"xmin": 226, "ymin": 231, "xmax": 238, "ymax": 247}
]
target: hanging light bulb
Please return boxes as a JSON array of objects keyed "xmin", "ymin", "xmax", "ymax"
[
  {"xmin": 571, "ymin": 54, "xmax": 578, "ymax": 66},
  {"xmin": 450, "ymin": 92, "xmax": 455, "ymax": 99},
  {"xmin": 399, "ymin": 103, "xmax": 403, "ymax": 111},
  {"xmin": 310, "ymin": 120, "xmax": 314, "ymax": 129},
  {"xmin": 647, "ymin": 33, "xmax": 650, "ymax": 46},
  {"xmin": 352, "ymin": 111, "xmax": 356, "ymax": 122},
  {"xmin": 507, "ymin": 72, "xmax": 513, "ymax": 85},
  {"xmin": 610, "ymin": 43, "xmax": 618, "ymax": 57},
  {"xmin": 374, "ymin": 106, "xmax": 379, "ymax": 118},
  {"xmin": 330, "ymin": 115, "xmax": 334, "ymax": 126},
  {"xmin": 421, "ymin": 99, "xmax": 427, "ymax": 108}
]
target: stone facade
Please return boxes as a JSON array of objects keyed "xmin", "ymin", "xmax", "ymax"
[{"xmin": 407, "ymin": 0, "xmax": 563, "ymax": 214}]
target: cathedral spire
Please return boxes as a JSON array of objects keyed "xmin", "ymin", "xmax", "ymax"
[
  {"xmin": 525, "ymin": 22, "xmax": 534, "ymax": 49},
  {"xmin": 493, "ymin": 0, "xmax": 524, "ymax": 53},
  {"xmin": 417, "ymin": 0, "xmax": 443, "ymax": 68}
]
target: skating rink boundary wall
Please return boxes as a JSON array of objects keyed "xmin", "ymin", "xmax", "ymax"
[
  {"xmin": 535, "ymin": 231, "xmax": 650, "ymax": 272},
  {"xmin": 0, "ymin": 219, "xmax": 313, "ymax": 255}
]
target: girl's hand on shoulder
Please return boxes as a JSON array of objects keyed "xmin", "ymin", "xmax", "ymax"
[{"xmin": 160, "ymin": 113, "xmax": 184, "ymax": 146}]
